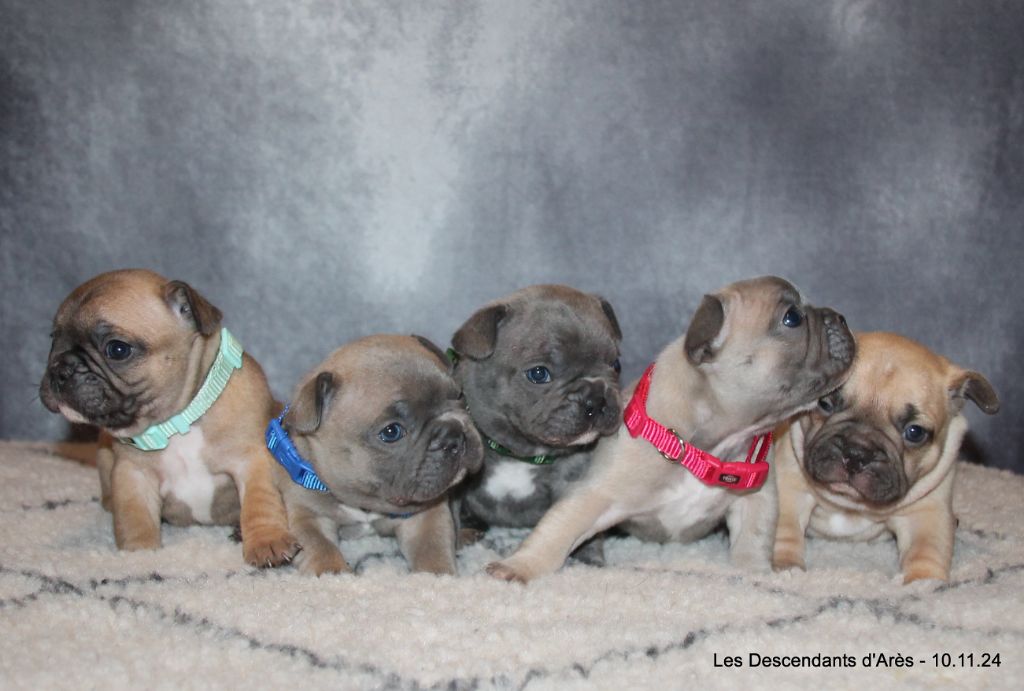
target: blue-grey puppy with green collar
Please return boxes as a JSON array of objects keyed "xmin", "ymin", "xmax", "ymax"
[{"xmin": 450, "ymin": 285, "xmax": 623, "ymax": 560}]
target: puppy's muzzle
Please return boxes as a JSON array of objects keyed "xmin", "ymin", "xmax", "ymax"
[
  {"xmin": 808, "ymin": 434, "xmax": 907, "ymax": 505},
  {"xmin": 574, "ymin": 381, "xmax": 621, "ymax": 433},
  {"xmin": 821, "ymin": 308, "xmax": 855, "ymax": 364}
]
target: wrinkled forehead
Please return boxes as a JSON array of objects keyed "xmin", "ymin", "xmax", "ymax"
[
  {"xmin": 54, "ymin": 278, "xmax": 177, "ymax": 339},
  {"xmin": 502, "ymin": 300, "xmax": 616, "ymax": 354},
  {"xmin": 722, "ymin": 276, "xmax": 801, "ymax": 309},
  {"xmin": 845, "ymin": 343, "xmax": 952, "ymax": 424},
  {"xmin": 328, "ymin": 346, "xmax": 457, "ymax": 420}
]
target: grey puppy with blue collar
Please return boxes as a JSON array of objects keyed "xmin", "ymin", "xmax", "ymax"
[
  {"xmin": 268, "ymin": 334, "xmax": 483, "ymax": 576},
  {"xmin": 450, "ymin": 285, "xmax": 623, "ymax": 554}
]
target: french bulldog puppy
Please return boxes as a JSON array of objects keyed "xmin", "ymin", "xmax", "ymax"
[
  {"xmin": 450, "ymin": 285, "xmax": 623, "ymax": 556},
  {"xmin": 268, "ymin": 335, "xmax": 484, "ymax": 576},
  {"xmin": 488, "ymin": 276, "xmax": 855, "ymax": 582},
  {"xmin": 39, "ymin": 269, "xmax": 297, "ymax": 566},
  {"xmin": 772, "ymin": 331, "xmax": 999, "ymax": 583}
]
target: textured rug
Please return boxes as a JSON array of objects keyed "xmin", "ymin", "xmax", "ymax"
[{"xmin": 1, "ymin": 441, "xmax": 1021, "ymax": 690}]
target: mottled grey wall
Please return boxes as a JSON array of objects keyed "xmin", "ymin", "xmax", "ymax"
[{"xmin": 3, "ymin": 1, "xmax": 1022, "ymax": 470}]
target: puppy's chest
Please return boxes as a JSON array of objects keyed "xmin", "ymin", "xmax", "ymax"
[
  {"xmin": 155, "ymin": 430, "xmax": 224, "ymax": 524},
  {"xmin": 808, "ymin": 506, "xmax": 886, "ymax": 541},
  {"xmin": 626, "ymin": 472, "xmax": 735, "ymax": 541}
]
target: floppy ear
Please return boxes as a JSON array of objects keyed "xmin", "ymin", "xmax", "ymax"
[
  {"xmin": 164, "ymin": 280, "xmax": 223, "ymax": 336},
  {"xmin": 285, "ymin": 372, "xmax": 338, "ymax": 434},
  {"xmin": 950, "ymin": 370, "xmax": 1000, "ymax": 415},
  {"xmin": 597, "ymin": 296, "xmax": 623, "ymax": 341},
  {"xmin": 684, "ymin": 294, "xmax": 725, "ymax": 365},
  {"xmin": 452, "ymin": 304, "xmax": 507, "ymax": 359},
  {"xmin": 412, "ymin": 334, "xmax": 453, "ymax": 372}
]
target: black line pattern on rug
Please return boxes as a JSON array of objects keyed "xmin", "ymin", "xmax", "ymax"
[
  {"xmin": 15, "ymin": 496, "xmax": 100, "ymax": 512},
  {"xmin": 4, "ymin": 559, "xmax": 1022, "ymax": 691}
]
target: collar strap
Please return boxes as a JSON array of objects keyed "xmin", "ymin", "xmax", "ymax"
[
  {"xmin": 445, "ymin": 348, "xmax": 460, "ymax": 366},
  {"xmin": 123, "ymin": 328, "xmax": 243, "ymax": 451},
  {"xmin": 623, "ymin": 363, "xmax": 771, "ymax": 490},
  {"xmin": 484, "ymin": 436, "xmax": 554, "ymax": 465},
  {"xmin": 266, "ymin": 408, "xmax": 329, "ymax": 492}
]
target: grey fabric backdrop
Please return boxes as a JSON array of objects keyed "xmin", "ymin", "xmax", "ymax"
[{"xmin": 2, "ymin": 1, "xmax": 1021, "ymax": 471}]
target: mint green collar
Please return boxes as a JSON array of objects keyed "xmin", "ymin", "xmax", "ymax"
[{"xmin": 123, "ymin": 328, "xmax": 244, "ymax": 451}]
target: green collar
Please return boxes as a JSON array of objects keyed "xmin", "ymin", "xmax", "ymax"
[
  {"xmin": 484, "ymin": 436, "xmax": 554, "ymax": 465},
  {"xmin": 122, "ymin": 328, "xmax": 244, "ymax": 451},
  {"xmin": 447, "ymin": 347, "xmax": 556, "ymax": 465}
]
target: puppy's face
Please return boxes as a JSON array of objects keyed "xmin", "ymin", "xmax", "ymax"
[
  {"xmin": 452, "ymin": 285, "xmax": 623, "ymax": 452},
  {"xmin": 39, "ymin": 270, "xmax": 223, "ymax": 435},
  {"xmin": 685, "ymin": 276, "xmax": 856, "ymax": 435},
  {"xmin": 798, "ymin": 332, "xmax": 999, "ymax": 507},
  {"xmin": 286, "ymin": 335, "xmax": 483, "ymax": 515}
]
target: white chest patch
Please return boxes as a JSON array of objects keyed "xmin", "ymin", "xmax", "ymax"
[
  {"xmin": 823, "ymin": 511, "xmax": 875, "ymax": 538},
  {"xmin": 157, "ymin": 429, "xmax": 217, "ymax": 524},
  {"xmin": 648, "ymin": 473, "xmax": 733, "ymax": 536},
  {"xmin": 484, "ymin": 462, "xmax": 537, "ymax": 501}
]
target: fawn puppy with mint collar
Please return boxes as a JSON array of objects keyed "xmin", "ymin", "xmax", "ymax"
[
  {"xmin": 449, "ymin": 285, "xmax": 623, "ymax": 557},
  {"xmin": 772, "ymin": 332, "xmax": 999, "ymax": 583},
  {"xmin": 487, "ymin": 276, "xmax": 856, "ymax": 582},
  {"xmin": 39, "ymin": 269, "xmax": 297, "ymax": 566},
  {"xmin": 267, "ymin": 335, "xmax": 484, "ymax": 576}
]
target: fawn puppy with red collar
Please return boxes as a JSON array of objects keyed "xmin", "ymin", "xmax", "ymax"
[
  {"xmin": 39, "ymin": 269, "xmax": 297, "ymax": 566},
  {"xmin": 772, "ymin": 332, "xmax": 999, "ymax": 583},
  {"xmin": 488, "ymin": 276, "xmax": 855, "ymax": 582}
]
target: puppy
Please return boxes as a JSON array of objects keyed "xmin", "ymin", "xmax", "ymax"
[
  {"xmin": 450, "ymin": 285, "xmax": 622, "ymax": 553},
  {"xmin": 772, "ymin": 332, "xmax": 999, "ymax": 583},
  {"xmin": 487, "ymin": 276, "xmax": 855, "ymax": 582},
  {"xmin": 39, "ymin": 269, "xmax": 297, "ymax": 566},
  {"xmin": 267, "ymin": 335, "xmax": 484, "ymax": 576}
]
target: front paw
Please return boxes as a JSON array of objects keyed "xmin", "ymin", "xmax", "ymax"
[
  {"xmin": 295, "ymin": 548, "xmax": 351, "ymax": 577},
  {"xmin": 242, "ymin": 527, "xmax": 300, "ymax": 568},
  {"xmin": 485, "ymin": 558, "xmax": 538, "ymax": 583},
  {"xmin": 902, "ymin": 563, "xmax": 948, "ymax": 584},
  {"xmin": 771, "ymin": 549, "xmax": 806, "ymax": 572}
]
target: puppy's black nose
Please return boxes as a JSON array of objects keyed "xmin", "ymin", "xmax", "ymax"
[
  {"xmin": 841, "ymin": 444, "xmax": 883, "ymax": 474},
  {"xmin": 584, "ymin": 396, "xmax": 607, "ymax": 419},
  {"xmin": 821, "ymin": 308, "xmax": 846, "ymax": 328},
  {"xmin": 52, "ymin": 355, "xmax": 78, "ymax": 387},
  {"xmin": 429, "ymin": 423, "xmax": 466, "ymax": 458}
]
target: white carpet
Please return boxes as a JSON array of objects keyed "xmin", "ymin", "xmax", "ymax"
[{"xmin": 1, "ymin": 441, "xmax": 1022, "ymax": 690}]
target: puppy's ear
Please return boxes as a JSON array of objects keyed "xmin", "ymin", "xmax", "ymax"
[
  {"xmin": 412, "ymin": 334, "xmax": 453, "ymax": 372},
  {"xmin": 452, "ymin": 304, "xmax": 507, "ymax": 360},
  {"xmin": 597, "ymin": 296, "xmax": 623, "ymax": 341},
  {"xmin": 950, "ymin": 370, "xmax": 999, "ymax": 415},
  {"xmin": 164, "ymin": 280, "xmax": 223, "ymax": 336},
  {"xmin": 286, "ymin": 372, "xmax": 338, "ymax": 434},
  {"xmin": 684, "ymin": 294, "xmax": 725, "ymax": 365}
]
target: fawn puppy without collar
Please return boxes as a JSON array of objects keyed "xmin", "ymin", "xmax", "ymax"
[
  {"xmin": 268, "ymin": 335, "xmax": 483, "ymax": 576},
  {"xmin": 772, "ymin": 332, "xmax": 999, "ymax": 583},
  {"xmin": 487, "ymin": 276, "xmax": 855, "ymax": 582},
  {"xmin": 39, "ymin": 269, "xmax": 297, "ymax": 566}
]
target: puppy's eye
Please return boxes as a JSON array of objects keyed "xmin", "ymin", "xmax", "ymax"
[
  {"xmin": 104, "ymin": 340, "xmax": 133, "ymax": 361},
  {"xmin": 782, "ymin": 307, "xmax": 804, "ymax": 328},
  {"xmin": 818, "ymin": 396, "xmax": 835, "ymax": 414},
  {"xmin": 903, "ymin": 424, "xmax": 929, "ymax": 445},
  {"xmin": 525, "ymin": 365, "xmax": 552, "ymax": 384},
  {"xmin": 611, "ymin": 358, "xmax": 621, "ymax": 374},
  {"xmin": 378, "ymin": 423, "xmax": 405, "ymax": 443}
]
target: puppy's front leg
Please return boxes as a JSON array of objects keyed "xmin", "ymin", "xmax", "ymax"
[
  {"xmin": 395, "ymin": 501, "xmax": 458, "ymax": 575},
  {"xmin": 889, "ymin": 502, "xmax": 954, "ymax": 584},
  {"xmin": 235, "ymin": 446, "xmax": 299, "ymax": 567},
  {"xmin": 487, "ymin": 486, "xmax": 614, "ymax": 583},
  {"xmin": 727, "ymin": 477, "xmax": 777, "ymax": 571},
  {"xmin": 110, "ymin": 456, "xmax": 162, "ymax": 551},
  {"xmin": 290, "ymin": 506, "xmax": 350, "ymax": 576}
]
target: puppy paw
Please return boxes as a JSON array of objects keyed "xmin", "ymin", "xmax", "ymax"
[
  {"xmin": 771, "ymin": 552, "xmax": 806, "ymax": 572},
  {"xmin": 295, "ymin": 548, "xmax": 351, "ymax": 577},
  {"xmin": 242, "ymin": 528, "xmax": 301, "ymax": 568},
  {"xmin": 486, "ymin": 560, "xmax": 531, "ymax": 583},
  {"xmin": 457, "ymin": 527, "xmax": 485, "ymax": 548},
  {"xmin": 902, "ymin": 565, "xmax": 948, "ymax": 584}
]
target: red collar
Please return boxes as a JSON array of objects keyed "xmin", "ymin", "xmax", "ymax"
[{"xmin": 623, "ymin": 363, "xmax": 771, "ymax": 490}]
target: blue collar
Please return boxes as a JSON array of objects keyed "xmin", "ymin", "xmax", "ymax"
[
  {"xmin": 265, "ymin": 408, "xmax": 413, "ymax": 519},
  {"xmin": 266, "ymin": 408, "xmax": 329, "ymax": 492}
]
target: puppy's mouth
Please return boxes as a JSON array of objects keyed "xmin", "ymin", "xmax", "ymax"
[{"xmin": 807, "ymin": 441, "xmax": 907, "ymax": 506}]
